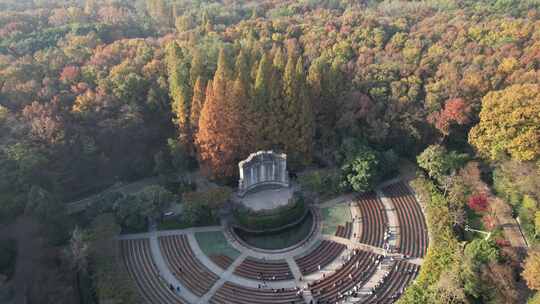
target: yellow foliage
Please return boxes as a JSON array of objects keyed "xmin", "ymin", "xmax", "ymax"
[
  {"xmin": 498, "ymin": 57, "xmax": 519, "ymax": 74},
  {"xmin": 523, "ymin": 249, "xmax": 540, "ymax": 291},
  {"xmin": 469, "ymin": 84, "xmax": 540, "ymax": 161}
]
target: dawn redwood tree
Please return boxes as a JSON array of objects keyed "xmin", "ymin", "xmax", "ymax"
[
  {"xmin": 197, "ymin": 49, "xmax": 246, "ymax": 179},
  {"xmin": 234, "ymin": 50, "xmax": 251, "ymax": 93},
  {"xmin": 282, "ymin": 55, "xmax": 314, "ymax": 167},
  {"xmin": 190, "ymin": 77, "xmax": 205, "ymax": 133},
  {"xmin": 296, "ymin": 57, "xmax": 315, "ymax": 166},
  {"xmin": 253, "ymin": 52, "xmax": 274, "ymax": 150},
  {"xmin": 281, "ymin": 53, "xmax": 300, "ymax": 160},
  {"xmin": 166, "ymin": 42, "xmax": 193, "ymax": 154}
]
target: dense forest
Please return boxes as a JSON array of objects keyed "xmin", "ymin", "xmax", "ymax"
[{"xmin": 0, "ymin": 0, "xmax": 540, "ymax": 303}]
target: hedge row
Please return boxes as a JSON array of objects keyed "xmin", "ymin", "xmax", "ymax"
[{"xmin": 233, "ymin": 194, "xmax": 307, "ymax": 231}]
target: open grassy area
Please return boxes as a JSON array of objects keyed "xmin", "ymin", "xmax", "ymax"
[
  {"xmin": 195, "ymin": 231, "xmax": 240, "ymax": 260},
  {"xmin": 321, "ymin": 204, "xmax": 352, "ymax": 235}
]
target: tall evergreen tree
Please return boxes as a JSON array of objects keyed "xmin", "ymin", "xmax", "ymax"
[
  {"xmin": 253, "ymin": 53, "xmax": 273, "ymax": 149},
  {"xmin": 229, "ymin": 77, "xmax": 252, "ymax": 161},
  {"xmin": 190, "ymin": 77, "xmax": 205, "ymax": 133},
  {"xmin": 267, "ymin": 55, "xmax": 284, "ymax": 151},
  {"xmin": 234, "ymin": 51, "xmax": 256, "ymax": 153},
  {"xmin": 296, "ymin": 57, "xmax": 314, "ymax": 165},
  {"xmin": 272, "ymin": 46, "xmax": 286, "ymax": 71},
  {"xmin": 166, "ymin": 42, "xmax": 193, "ymax": 153},
  {"xmin": 190, "ymin": 51, "xmax": 205, "ymax": 86},
  {"xmin": 282, "ymin": 55, "xmax": 313, "ymax": 167},
  {"xmin": 307, "ymin": 57, "xmax": 342, "ymax": 152},
  {"xmin": 235, "ymin": 50, "xmax": 251, "ymax": 93}
]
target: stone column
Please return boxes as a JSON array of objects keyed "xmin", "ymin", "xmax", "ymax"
[
  {"xmin": 281, "ymin": 159, "xmax": 286, "ymax": 183},
  {"xmin": 250, "ymin": 166, "xmax": 255, "ymax": 187},
  {"xmin": 272, "ymin": 162, "xmax": 276, "ymax": 181},
  {"xmin": 261, "ymin": 163, "xmax": 266, "ymax": 182}
]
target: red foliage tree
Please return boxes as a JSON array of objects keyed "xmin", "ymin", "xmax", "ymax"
[
  {"xmin": 429, "ymin": 98, "xmax": 471, "ymax": 136},
  {"xmin": 60, "ymin": 66, "xmax": 80, "ymax": 83},
  {"xmin": 482, "ymin": 214, "xmax": 497, "ymax": 231},
  {"xmin": 468, "ymin": 193, "xmax": 489, "ymax": 213}
]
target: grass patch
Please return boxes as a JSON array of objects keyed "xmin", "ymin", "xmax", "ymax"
[
  {"xmin": 321, "ymin": 204, "xmax": 352, "ymax": 235},
  {"xmin": 195, "ymin": 231, "xmax": 240, "ymax": 260}
]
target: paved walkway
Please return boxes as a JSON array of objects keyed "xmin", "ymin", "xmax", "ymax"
[
  {"xmin": 197, "ymin": 253, "xmax": 248, "ymax": 304},
  {"xmin": 117, "ymin": 178, "xmax": 427, "ymax": 304},
  {"xmin": 148, "ymin": 233, "xmax": 198, "ymax": 303},
  {"xmin": 286, "ymin": 257, "xmax": 314, "ymax": 303},
  {"xmin": 375, "ymin": 188, "xmax": 400, "ymax": 251},
  {"xmin": 320, "ymin": 235, "xmax": 386, "ymax": 255},
  {"xmin": 118, "ymin": 226, "xmax": 222, "ymax": 240}
]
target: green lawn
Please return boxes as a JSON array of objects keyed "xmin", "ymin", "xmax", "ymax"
[
  {"xmin": 195, "ymin": 231, "xmax": 240, "ymax": 260},
  {"xmin": 321, "ymin": 204, "xmax": 352, "ymax": 235}
]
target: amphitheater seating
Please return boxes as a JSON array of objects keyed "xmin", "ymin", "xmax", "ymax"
[
  {"xmin": 120, "ymin": 239, "xmax": 187, "ymax": 304},
  {"xmin": 383, "ymin": 182, "xmax": 429, "ymax": 258},
  {"xmin": 335, "ymin": 221, "xmax": 353, "ymax": 239},
  {"xmin": 310, "ymin": 249, "xmax": 380, "ymax": 303},
  {"xmin": 363, "ymin": 260, "xmax": 420, "ymax": 304},
  {"xmin": 234, "ymin": 257, "xmax": 293, "ymax": 281},
  {"xmin": 210, "ymin": 282, "xmax": 302, "ymax": 304},
  {"xmin": 210, "ymin": 254, "xmax": 234, "ymax": 270},
  {"xmin": 356, "ymin": 192, "xmax": 388, "ymax": 247},
  {"xmin": 158, "ymin": 235, "xmax": 219, "ymax": 296},
  {"xmin": 295, "ymin": 240, "xmax": 346, "ymax": 275}
]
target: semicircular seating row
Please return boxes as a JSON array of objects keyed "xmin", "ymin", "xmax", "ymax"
[
  {"xmin": 382, "ymin": 182, "xmax": 429, "ymax": 258},
  {"xmin": 120, "ymin": 182, "xmax": 427, "ymax": 304}
]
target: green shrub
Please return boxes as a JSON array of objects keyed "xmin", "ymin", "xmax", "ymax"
[
  {"xmin": 233, "ymin": 193, "xmax": 307, "ymax": 231},
  {"xmin": 298, "ymin": 169, "xmax": 343, "ymax": 198},
  {"xmin": 338, "ymin": 139, "xmax": 381, "ymax": 193},
  {"xmin": 182, "ymin": 186, "xmax": 232, "ymax": 226}
]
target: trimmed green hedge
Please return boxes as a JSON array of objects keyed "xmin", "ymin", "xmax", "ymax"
[{"xmin": 233, "ymin": 193, "xmax": 307, "ymax": 231}]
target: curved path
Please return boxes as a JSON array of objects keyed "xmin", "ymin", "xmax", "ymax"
[{"xmin": 118, "ymin": 178, "xmax": 426, "ymax": 304}]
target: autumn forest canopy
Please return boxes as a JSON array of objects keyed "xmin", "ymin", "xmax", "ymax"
[{"xmin": 1, "ymin": 0, "xmax": 540, "ymax": 303}]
